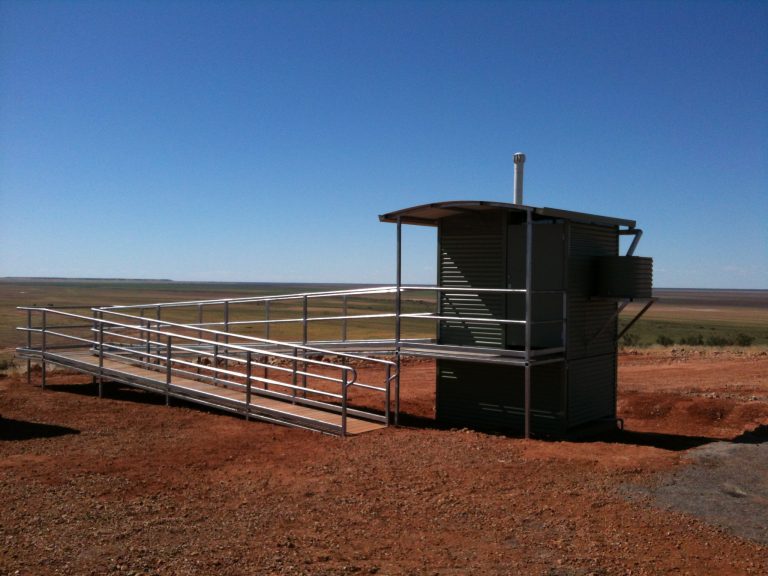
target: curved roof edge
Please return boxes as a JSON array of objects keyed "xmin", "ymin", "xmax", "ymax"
[{"xmin": 378, "ymin": 200, "xmax": 636, "ymax": 228}]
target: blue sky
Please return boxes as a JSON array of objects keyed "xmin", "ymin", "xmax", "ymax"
[{"xmin": 1, "ymin": 0, "xmax": 766, "ymax": 288}]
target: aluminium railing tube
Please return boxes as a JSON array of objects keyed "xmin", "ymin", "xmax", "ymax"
[
  {"xmin": 245, "ymin": 351, "xmax": 252, "ymax": 420},
  {"xmin": 22, "ymin": 307, "xmax": 365, "ymax": 382},
  {"xmin": 99, "ymin": 285, "xmax": 399, "ymax": 312},
  {"xmin": 155, "ymin": 307, "xmax": 161, "ymax": 366},
  {"xmin": 21, "ymin": 308, "xmax": 370, "ymax": 420},
  {"xmin": 97, "ymin": 308, "xmax": 387, "ymax": 371},
  {"xmin": 97, "ymin": 326, "xmax": 354, "ymax": 390},
  {"xmin": 41, "ymin": 309, "xmax": 47, "ymax": 389},
  {"xmin": 98, "ymin": 312, "xmax": 104, "ymax": 398},
  {"xmin": 97, "ymin": 309, "xmax": 384, "ymax": 415},
  {"xmin": 165, "ymin": 335, "xmax": 172, "ymax": 405},
  {"xmin": 342, "ymin": 295, "xmax": 348, "ymax": 341},
  {"xmin": 341, "ymin": 370, "xmax": 348, "ymax": 437},
  {"xmin": 19, "ymin": 309, "xmax": 384, "ymax": 430},
  {"xmin": 223, "ymin": 301, "xmax": 229, "ymax": 372},
  {"xmin": 26, "ymin": 309, "xmax": 31, "ymax": 385}
]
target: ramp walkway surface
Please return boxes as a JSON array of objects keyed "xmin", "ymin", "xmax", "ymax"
[{"xmin": 23, "ymin": 349, "xmax": 385, "ymax": 436}]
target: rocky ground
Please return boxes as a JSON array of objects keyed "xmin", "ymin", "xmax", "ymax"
[{"xmin": 1, "ymin": 349, "xmax": 767, "ymax": 575}]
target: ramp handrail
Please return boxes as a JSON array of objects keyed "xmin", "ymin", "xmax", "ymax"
[
  {"xmin": 94, "ymin": 284, "xmax": 566, "ymax": 344},
  {"xmin": 18, "ymin": 306, "xmax": 394, "ymax": 435}
]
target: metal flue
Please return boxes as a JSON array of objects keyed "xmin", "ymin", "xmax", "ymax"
[{"xmin": 513, "ymin": 152, "xmax": 526, "ymax": 205}]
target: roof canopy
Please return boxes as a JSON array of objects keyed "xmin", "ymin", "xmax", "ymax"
[{"xmin": 378, "ymin": 201, "xmax": 635, "ymax": 228}]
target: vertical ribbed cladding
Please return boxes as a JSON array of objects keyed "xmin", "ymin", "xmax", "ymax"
[
  {"xmin": 565, "ymin": 221, "xmax": 620, "ymax": 429},
  {"xmin": 436, "ymin": 360, "xmax": 566, "ymax": 436},
  {"xmin": 566, "ymin": 222, "xmax": 619, "ymax": 359},
  {"xmin": 567, "ymin": 355, "xmax": 616, "ymax": 427},
  {"xmin": 438, "ymin": 211, "xmax": 506, "ymax": 348}
]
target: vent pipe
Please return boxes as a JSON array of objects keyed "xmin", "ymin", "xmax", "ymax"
[{"xmin": 513, "ymin": 152, "xmax": 526, "ymax": 205}]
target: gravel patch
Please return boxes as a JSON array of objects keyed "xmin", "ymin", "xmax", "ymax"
[{"xmin": 625, "ymin": 426, "xmax": 768, "ymax": 545}]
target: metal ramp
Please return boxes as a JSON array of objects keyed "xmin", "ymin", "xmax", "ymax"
[
  {"xmin": 18, "ymin": 282, "xmax": 651, "ymax": 437},
  {"xmin": 17, "ymin": 307, "xmax": 394, "ymax": 436}
]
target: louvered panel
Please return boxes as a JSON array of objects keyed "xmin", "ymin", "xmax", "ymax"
[
  {"xmin": 567, "ymin": 355, "xmax": 616, "ymax": 426},
  {"xmin": 436, "ymin": 360, "xmax": 566, "ymax": 436},
  {"xmin": 439, "ymin": 230, "xmax": 505, "ymax": 348},
  {"xmin": 567, "ymin": 223, "xmax": 619, "ymax": 359}
]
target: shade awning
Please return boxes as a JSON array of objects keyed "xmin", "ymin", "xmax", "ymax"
[{"xmin": 378, "ymin": 200, "xmax": 635, "ymax": 228}]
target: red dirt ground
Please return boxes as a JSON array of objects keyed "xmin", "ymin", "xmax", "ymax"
[{"xmin": 1, "ymin": 349, "xmax": 767, "ymax": 575}]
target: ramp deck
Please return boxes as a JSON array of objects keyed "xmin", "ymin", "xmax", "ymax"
[{"xmin": 22, "ymin": 348, "xmax": 385, "ymax": 436}]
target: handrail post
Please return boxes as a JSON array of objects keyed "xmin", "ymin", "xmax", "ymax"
[
  {"xmin": 41, "ymin": 309, "xmax": 47, "ymax": 389},
  {"xmin": 385, "ymin": 364, "xmax": 391, "ymax": 425},
  {"xmin": 165, "ymin": 335, "xmax": 172, "ymax": 406},
  {"xmin": 197, "ymin": 304, "xmax": 203, "ymax": 340},
  {"xmin": 302, "ymin": 296, "xmax": 308, "ymax": 396},
  {"xmin": 291, "ymin": 348, "xmax": 297, "ymax": 404},
  {"xmin": 98, "ymin": 312, "xmax": 104, "ymax": 398},
  {"xmin": 223, "ymin": 301, "xmax": 229, "ymax": 372},
  {"xmin": 26, "ymin": 309, "xmax": 31, "ymax": 385},
  {"xmin": 265, "ymin": 301, "xmax": 270, "ymax": 340},
  {"xmin": 342, "ymin": 295, "xmax": 348, "ymax": 342},
  {"xmin": 155, "ymin": 306, "xmax": 161, "ymax": 365},
  {"xmin": 341, "ymin": 369, "xmax": 348, "ymax": 437},
  {"xmin": 245, "ymin": 351, "xmax": 252, "ymax": 421},
  {"xmin": 213, "ymin": 333, "xmax": 219, "ymax": 384},
  {"xmin": 143, "ymin": 316, "xmax": 150, "ymax": 364}
]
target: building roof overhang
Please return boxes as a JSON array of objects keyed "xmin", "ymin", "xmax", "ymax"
[{"xmin": 378, "ymin": 200, "xmax": 636, "ymax": 228}]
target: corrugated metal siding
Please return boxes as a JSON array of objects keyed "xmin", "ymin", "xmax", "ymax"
[
  {"xmin": 564, "ymin": 223, "xmax": 619, "ymax": 430},
  {"xmin": 507, "ymin": 223, "xmax": 565, "ymax": 349},
  {"xmin": 567, "ymin": 355, "xmax": 616, "ymax": 427},
  {"xmin": 439, "ymin": 214, "xmax": 506, "ymax": 348},
  {"xmin": 566, "ymin": 223, "xmax": 619, "ymax": 359},
  {"xmin": 436, "ymin": 360, "xmax": 566, "ymax": 436},
  {"xmin": 595, "ymin": 256, "xmax": 653, "ymax": 298}
]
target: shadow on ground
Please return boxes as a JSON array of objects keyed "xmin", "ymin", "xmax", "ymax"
[
  {"xmin": 0, "ymin": 417, "xmax": 80, "ymax": 441},
  {"xmin": 44, "ymin": 381, "xmax": 170, "ymax": 405},
  {"xmin": 583, "ymin": 429, "xmax": 720, "ymax": 451},
  {"xmin": 397, "ymin": 412, "xmax": 724, "ymax": 452}
]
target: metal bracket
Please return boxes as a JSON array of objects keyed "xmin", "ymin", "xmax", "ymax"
[{"xmin": 617, "ymin": 298, "xmax": 657, "ymax": 341}]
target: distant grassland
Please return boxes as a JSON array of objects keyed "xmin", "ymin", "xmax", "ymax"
[
  {"xmin": 621, "ymin": 289, "xmax": 768, "ymax": 347},
  {"xmin": 1, "ymin": 280, "xmax": 766, "ymax": 363}
]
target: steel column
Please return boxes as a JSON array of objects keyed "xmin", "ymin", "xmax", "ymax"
[
  {"xmin": 155, "ymin": 307, "xmax": 161, "ymax": 365},
  {"xmin": 41, "ymin": 310, "xmax": 47, "ymax": 389},
  {"xmin": 245, "ymin": 350, "xmax": 252, "ymax": 421},
  {"xmin": 165, "ymin": 335, "xmax": 172, "ymax": 405},
  {"xmin": 223, "ymin": 301, "xmax": 230, "ymax": 373},
  {"xmin": 524, "ymin": 209, "xmax": 533, "ymax": 439},
  {"xmin": 342, "ymin": 295, "xmax": 348, "ymax": 341},
  {"xmin": 341, "ymin": 370, "xmax": 348, "ymax": 437},
  {"xmin": 265, "ymin": 301, "xmax": 270, "ymax": 339},
  {"xmin": 394, "ymin": 217, "xmax": 402, "ymax": 425},
  {"xmin": 26, "ymin": 309, "xmax": 31, "ymax": 385},
  {"xmin": 98, "ymin": 311, "xmax": 104, "ymax": 398}
]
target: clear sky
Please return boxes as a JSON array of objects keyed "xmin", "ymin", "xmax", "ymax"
[{"xmin": 1, "ymin": 0, "xmax": 766, "ymax": 288}]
